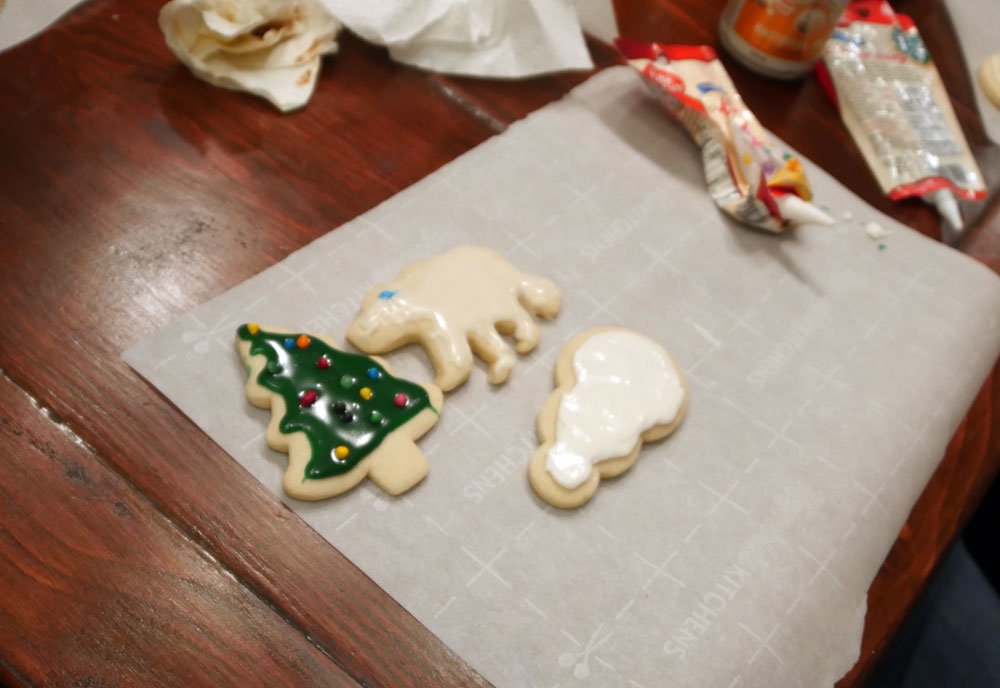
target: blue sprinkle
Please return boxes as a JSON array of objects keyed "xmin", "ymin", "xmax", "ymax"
[
  {"xmin": 283, "ymin": 338, "xmax": 296, "ymax": 350},
  {"xmin": 367, "ymin": 367, "xmax": 381, "ymax": 380},
  {"xmin": 697, "ymin": 82, "xmax": 723, "ymax": 94},
  {"xmin": 378, "ymin": 290, "xmax": 398, "ymax": 300}
]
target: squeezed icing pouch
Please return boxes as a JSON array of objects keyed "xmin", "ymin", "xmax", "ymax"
[
  {"xmin": 615, "ymin": 38, "xmax": 833, "ymax": 233},
  {"xmin": 819, "ymin": 1, "xmax": 986, "ymax": 230}
]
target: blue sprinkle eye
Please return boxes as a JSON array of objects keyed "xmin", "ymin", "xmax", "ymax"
[{"xmin": 378, "ymin": 290, "xmax": 398, "ymax": 300}]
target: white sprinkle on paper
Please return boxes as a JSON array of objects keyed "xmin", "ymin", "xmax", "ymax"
[{"xmin": 864, "ymin": 222, "xmax": 890, "ymax": 240}]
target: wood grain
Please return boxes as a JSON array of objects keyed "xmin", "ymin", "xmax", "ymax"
[
  {"xmin": 0, "ymin": 372, "xmax": 357, "ymax": 687},
  {"xmin": 0, "ymin": 0, "xmax": 997, "ymax": 686},
  {"xmin": 0, "ymin": 1, "xmax": 491, "ymax": 686}
]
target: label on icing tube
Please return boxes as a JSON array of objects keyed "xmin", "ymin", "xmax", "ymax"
[
  {"xmin": 818, "ymin": 1, "xmax": 986, "ymax": 226},
  {"xmin": 615, "ymin": 38, "xmax": 833, "ymax": 233}
]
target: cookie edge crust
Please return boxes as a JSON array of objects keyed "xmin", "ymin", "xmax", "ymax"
[
  {"xmin": 237, "ymin": 328, "xmax": 443, "ymax": 500},
  {"xmin": 528, "ymin": 327, "xmax": 688, "ymax": 509},
  {"xmin": 979, "ymin": 54, "xmax": 1000, "ymax": 109}
]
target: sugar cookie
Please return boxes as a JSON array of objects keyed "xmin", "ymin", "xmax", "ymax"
[
  {"xmin": 529, "ymin": 328, "xmax": 688, "ymax": 509},
  {"xmin": 979, "ymin": 53, "xmax": 1000, "ymax": 111},
  {"xmin": 237, "ymin": 324, "xmax": 442, "ymax": 500},
  {"xmin": 347, "ymin": 245, "xmax": 561, "ymax": 391}
]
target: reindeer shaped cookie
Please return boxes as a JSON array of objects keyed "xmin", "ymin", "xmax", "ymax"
[{"xmin": 347, "ymin": 245, "xmax": 561, "ymax": 391}]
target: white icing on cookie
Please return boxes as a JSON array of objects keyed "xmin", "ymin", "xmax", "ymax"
[
  {"xmin": 347, "ymin": 246, "xmax": 561, "ymax": 391},
  {"xmin": 545, "ymin": 331, "xmax": 685, "ymax": 489}
]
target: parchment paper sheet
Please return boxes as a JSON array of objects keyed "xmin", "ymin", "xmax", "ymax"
[
  {"xmin": 0, "ymin": 0, "xmax": 86, "ymax": 52},
  {"xmin": 947, "ymin": 0, "xmax": 1000, "ymax": 144},
  {"xmin": 125, "ymin": 68, "xmax": 1000, "ymax": 688}
]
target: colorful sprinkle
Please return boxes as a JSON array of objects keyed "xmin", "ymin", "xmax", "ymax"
[
  {"xmin": 335, "ymin": 445, "xmax": 349, "ymax": 460},
  {"xmin": 366, "ymin": 367, "xmax": 381, "ymax": 380},
  {"xmin": 340, "ymin": 375, "xmax": 356, "ymax": 389},
  {"xmin": 393, "ymin": 393, "xmax": 408, "ymax": 408},
  {"xmin": 378, "ymin": 290, "xmax": 398, "ymax": 300},
  {"xmin": 296, "ymin": 334, "xmax": 310, "ymax": 349},
  {"xmin": 370, "ymin": 410, "xmax": 383, "ymax": 424},
  {"xmin": 247, "ymin": 322, "xmax": 260, "ymax": 335},
  {"xmin": 236, "ymin": 327, "xmax": 433, "ymax": 482},
  {"xmin": 359, "ymin": 387, "xmax": 372, "ymax": 401},
  {"xmin": 316, "ymin": 356, "xmax": 330, "ymax": 370}
]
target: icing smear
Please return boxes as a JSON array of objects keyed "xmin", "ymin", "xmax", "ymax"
[{"xmin": 546, "ymin": 331, "xmax": 685, "ymax": 489}]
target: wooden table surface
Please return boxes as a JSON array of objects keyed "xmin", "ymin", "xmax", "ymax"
[{"xmin": 1, "ymin": 0, "xmax": 997, "ymax": 686}]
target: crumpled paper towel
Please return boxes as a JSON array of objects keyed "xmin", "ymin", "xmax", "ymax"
[
  {"xmin": 159, "ymin": 0, "xmax": 341, "ymax": 112},
  {"xmin": 319, "ymin": 0, "xmax": 617, "ymax": 78}
]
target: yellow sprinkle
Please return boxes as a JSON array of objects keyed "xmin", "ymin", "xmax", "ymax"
[
  {"xmin": 360, "ymin": 387, "xmax": 372, "ymax": 400},
  {"xmin": 741, "ymin": 152, "xmax": 752, "ymax": 166},
  {"xmin": 247, "ymin": 322, "xmax": 260, "ymax": 335},
  {"xmin": 335, "ymin": 446, "xmax": 349, "ymax": 460},
  {"xmin": 296, "ymin": 334, "xmax": 310, "ymax": 348}
]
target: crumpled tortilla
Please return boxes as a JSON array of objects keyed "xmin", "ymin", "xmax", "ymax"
[{"xmin": 159, "ymin": 0, "xmax": 341, "ymax": 112}]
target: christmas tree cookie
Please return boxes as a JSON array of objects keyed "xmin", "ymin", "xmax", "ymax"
[{"xmin": 236, "ymin": 324, "xmax": 443, "ymax": 500}]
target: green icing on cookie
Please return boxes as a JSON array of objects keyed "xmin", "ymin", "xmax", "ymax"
[{"xmin": 237, "ymin": 324, "xmax": 434, "ymax": 480}]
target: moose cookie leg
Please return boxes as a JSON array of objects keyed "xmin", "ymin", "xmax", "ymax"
[{"xmin": 468, "ymin": 326, "xmax": 517, "ymax": 384}]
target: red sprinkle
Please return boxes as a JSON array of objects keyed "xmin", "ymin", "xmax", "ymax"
[
  {"xmin": 393, "ymin": 393, "xmax": 408, "ymax": 408},
  {"xmin": 316, "ymin": 356, "xmax": 330, "ymax": 369},
  {"xmin": 300, "ymin": 390, "xmax": 318, "ymax": 407}
]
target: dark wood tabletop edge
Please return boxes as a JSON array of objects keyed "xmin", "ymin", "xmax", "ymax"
[
  {"xmin": 836, "ymin": 367, "xmax": 1000, "ymax": 686},
  {"xmin": 0, "ymin": 370, "xmax": 362, "ymax": 684},
  {"xmin": 0, "ymin": 370, "xmax": 361, "ymax": 688},
  {"xmin": 0, "ymin": 346, "xmax": 492, "ymax": 687},
  {"xmin": 0, "ymin": 657, "xmax": 33, "ymax": 688},
  {"xmin": 423, "ymin": 73, "xmax": 508, "ymax": 135}
]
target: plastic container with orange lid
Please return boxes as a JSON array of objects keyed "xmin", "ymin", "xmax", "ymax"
[{"xmin": 719, "ymin": 0, "xmax": 850, "ymax": 78}]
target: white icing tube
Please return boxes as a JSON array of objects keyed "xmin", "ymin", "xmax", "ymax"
[
  {"xmin": 925, "ymin": 188, "xmax": 962, "ymax": 233},
  {"xmin": 775, "ymin": 193, "xmax": 834, "ymax": 226},
  {"xmin": 819, "ymin": 1, "xmax": 986, "ymax": 233}
]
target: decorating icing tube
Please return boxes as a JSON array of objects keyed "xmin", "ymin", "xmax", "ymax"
[
  {"xmin": 818, "ymin": 1, "xmax": 987, "ymax": 232},
  {"xmin": 615, "ymin": 38, "xmax": 833, "ymax": 233}
]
